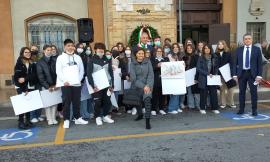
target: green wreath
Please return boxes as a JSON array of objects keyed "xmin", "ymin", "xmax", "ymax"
[{"xmin": 128, "ymin": 25, "xmax": 160, "ymax": 47}]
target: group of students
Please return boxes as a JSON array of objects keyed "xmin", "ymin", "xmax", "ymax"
[{"xmin": 14, "ymin": 31, "xmax": 264, "ymax": 130}]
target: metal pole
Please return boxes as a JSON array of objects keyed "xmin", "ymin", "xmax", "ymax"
[{"xmin": 178, "ymin": 0, "xmax": 183, "ymax": 43}]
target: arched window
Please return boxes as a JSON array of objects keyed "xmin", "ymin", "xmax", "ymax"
[{"xmin": 26, "ymin": 13, "xmax": 77, "ymax": 52}]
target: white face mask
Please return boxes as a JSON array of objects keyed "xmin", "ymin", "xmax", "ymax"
[
  {"xmin": 85, "ymin": 50, "xmax": 91, "ymax": 55},
  {"xmin": 77, "ymin": 48, "xmax": 83, "ymax": 54},
  {"xmin": 125, "ymin": 50, "xmax": 131, "ymax": 57}
]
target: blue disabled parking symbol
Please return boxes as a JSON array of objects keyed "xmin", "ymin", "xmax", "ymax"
[
  {"xmin": 0, "ymin": 128, "xmax": 39, "ymax": 144},
  {"xmin": 222, "ymin": 112, "xmax": 270, "ymax": 123}
]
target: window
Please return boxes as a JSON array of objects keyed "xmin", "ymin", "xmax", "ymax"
[
  {"xmin": 27, "ymin": 15, "xmax": 77, "ymax": 52},
  {"xmin": 246, "ymin": 22, "xmax": 266, "ymax": 44}
]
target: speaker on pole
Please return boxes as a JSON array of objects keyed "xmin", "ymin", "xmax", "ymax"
[{"xmin": 77, "ymin": 18, "xmax": 94, "ymax": 43}]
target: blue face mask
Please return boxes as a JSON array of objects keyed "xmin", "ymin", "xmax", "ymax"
[
  {"xmin": 164, "ymin": 48, "xmax": 170, "ymax": 53},
  {"xmin": 106, "ymin": 55, "xmax": 112, "ymax": 59},
  {"xmin": 154, "ymin": 41, "xmax": 161, "ymax": 47}
]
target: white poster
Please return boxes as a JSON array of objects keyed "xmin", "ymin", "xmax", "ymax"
[
  {"xmin": 185, "ymin": 68, "xmax": 196, "ymax": 87},
  {"xmin": 161, "ymin": 61, "xmax": 186, "ymax": 95},
  {"xmin": 85, "ymin": 69, "xmax": 110, "ymax": 94},
  {"xmin": 124, "ymin": 80, "xmax": 131, "ymax": 90},
  {"xmin": 113, "ymin": 68, "xmax": 122, "ymax": 91},
  {"xmin": 40, "ymin": 89, "xmax": 62, "ymax": 108},
  {"xmin": 207, "ymin": 75, "xmax": 222, "ymax": 86},
  {"xmin": 63, "ymin": 65, "xmax": 80, "ymax": 86},
  {"xmin": 161, "ymin": 61, "xmax": 185, "ymax": 79},
  {"xmin": 110, "ymin": 92, "xmax": 119, "ymax": 108},
  {"xmin": 162, "ymin": 78, "xmax": 187, "ymax": 95},
  {"xmin": 219, "ymin": 63, "xmax": 232, "ymax": 82},
  {"xmin": 10, "ymin": 90, "xmax": 44, "ymax": 115}
]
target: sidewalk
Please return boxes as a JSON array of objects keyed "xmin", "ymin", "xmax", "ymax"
[{"xmin": 0, "ymin": 88, "xmax": 16, "ymax": 108}]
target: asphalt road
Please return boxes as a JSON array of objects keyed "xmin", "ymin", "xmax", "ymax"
[{"xmin": 0, "ymin": 103, "xmax": 270, "ymax": 162}]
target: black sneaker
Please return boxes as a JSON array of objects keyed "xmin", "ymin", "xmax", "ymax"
[
  {"xmin": 25, "ymin": 121, "xmax": 35, "ymax": 129},
  {"xmin": 18, "ymin": 122, "xmax": 27, "ymax": 130}
]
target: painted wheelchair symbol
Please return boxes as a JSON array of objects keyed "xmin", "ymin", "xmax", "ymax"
[
  {"xmin": 233, "ymin": 113, "xmax": 270, "ymax": 121},
  {"xmin": 0, "ymin": 129, "xmax": 33, "ymax": 141}
]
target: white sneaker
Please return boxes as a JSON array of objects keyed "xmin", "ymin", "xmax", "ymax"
[
  {"xmin": 230, "ymin": 105, "xmax": 237, "ymax": 109},
  {"xmin": 220, "ymin": 105, "xmax": 226, "ymax": 109},
  {"xmin": 48, "ymin": 120, "xmax": 54, "ymax": 125},
  {"xmin": 131, "ymin": 107, "xmax": 137, "ymax": 115},
  {"xmin": 142, "ymin": 108, "xmax": 146, "ymax": 114},
  {"xmin": 181, "ymin": 104, "xmax": 186, "ymax": 109},
  {"xmin": 31, "ymin": 118, "xmax": 38, "ymax": 123},
  {"xmin": 103, "ymin": 115, "xmax": 115, "ymax": 124},
  {"xmin": 168, "ymin": 110, "xmax": 178, "ymax": 114},
  {"xmin": 52, "ymin": 119, "xmax": 58, "ymax": 125},
  {"xmin": 159, "ymin": 110, "xmax": 167, "ymax": 115},
  {"xmin": 151, "ymin": 111, "xmax": 157, "ymax": 116},
  {"xmin": 212, "ymin": 110, "xmax": 220, "ymax": 114},
  {"xmin": 177, "ymin": 109, "xmax": 183, "ymax": 113},
  {"xmin": 38, "ymin": 117, "xmax": 44, "ymax": 122},
  {"xmin": 75, "ymin": 117, "xmax": 88, "ymax": 125},
  {"xmin": 200, "ymin": 110, "xmax": 206, "ymax": 114},
  {"xmin": 63, "ymin": 120, "xmax": 70, "ymax": 129},
  {"xmin": 96, "ymin": 117, "xmax": 103, "ymax": 126},
  {"xmin": 127, "ymin": 110, "xmax": 132, "ymax": 114}
]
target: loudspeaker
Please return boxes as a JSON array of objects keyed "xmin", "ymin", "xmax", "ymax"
[{"xmin": 77, "ymin": 18, "xmax": 94, "ymax": 43}]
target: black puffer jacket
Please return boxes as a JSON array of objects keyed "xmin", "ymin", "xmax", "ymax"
[
  {"xmin": 14, "ymin": 57, "xmax": 38, "ymax": 92},
  {"xmin": 36, "ymin": 56, "xmax": 56, "ymax": 89}
]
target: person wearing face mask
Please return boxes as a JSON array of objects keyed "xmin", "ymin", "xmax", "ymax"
[
  {"xmin": 163, "ymin": 44, "xmax": 171, "ymax": 57},
  {"xmin": 122, "ymin": 46, "xmax": 135, "ymax": 114},
  {"xmin": 87, "ymin": 43, "xmax": 115, "ymax": 126},
  {"xmin": 150, "ymin": 47, "xmax": 168, "ymax": 115},
  {"xmin": 28, "ymin": 45, "xmax": 46, "ymax": 123},
  {"xmin": 36, "ymin": 45, "xmax": 59, "ymax": 125},
  {"xmin": 30, "ymin": 45, "xmax": 42, "ymax": 62},
  {"xmin": 51, "ymin": 45, "xmax": 64, "ymax": 119},
  {"xmin": 56, "ymin": 39, "xmax": 89, "ymax": 129},
  {"xmin": 153, "ymin": 36, "xmax": 161, "ymax": 49},
  {"xmin": 76, "ymin": 43, "xmax": 94, "ymax": 120},
  {"xmin": 14, "ymin": 47, "xmax": 39, "ymax": 129}
]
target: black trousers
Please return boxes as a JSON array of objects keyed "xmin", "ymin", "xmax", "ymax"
[
  {"xmin": 152, "ymin": 86, "xmax": 164, "ymax": 111},
  {"xmin": 16, "ymin": 88, "xmax": 32, "ymax": 123},
  {"xmin": 137, "ymin": 97, "xmax": 151, "ymax": 119},
  {"xmin": 61, "ymin": 86, "xmax": 81, "ymax": 120},
  {"xmin": 93, "ymin": 88, "xmax": 111, "ymax": 118},
  {"xmin": 238, "ymin": 70, "xmax": 257, "ymax": 113},
  {"xmin": 200, "ymin": 86, "xmax": 218, "ymax": 110}
]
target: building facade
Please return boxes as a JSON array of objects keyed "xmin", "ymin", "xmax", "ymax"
[{"xmin": 2, "ymin": 0, "xmax": 263, "ymax": 89}]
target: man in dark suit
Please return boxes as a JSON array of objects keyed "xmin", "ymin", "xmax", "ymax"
[{"xmin": 233, "ymin": 34, "xmax": 262, "ymax": 116}]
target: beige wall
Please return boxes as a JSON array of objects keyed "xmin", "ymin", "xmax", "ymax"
[
  {"xmin": 222, "ymin": 0, "xmax": 237, "ymax": 43},
  {"xmin": 106, "ymin": 0, "xmax": 177, "ymax": 49},
  {"xmin": 0, "ymin": 0, "xmax": 14, "ymax": 89},
  {"xmin": 10, "ymin": 0, "xmax": 89, "ymax": 63}
]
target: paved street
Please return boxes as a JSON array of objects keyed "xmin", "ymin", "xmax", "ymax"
[{"xmin": 0, "ymin": 97, "xmax": 270, "ymax": 162}]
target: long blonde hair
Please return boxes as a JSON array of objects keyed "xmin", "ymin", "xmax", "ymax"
[{"xmin": 216, "ymin": 40, "xmax": 230, "ymax": 53}]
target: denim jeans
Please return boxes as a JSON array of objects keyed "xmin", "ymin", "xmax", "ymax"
[
  {"xmin": 168, "ymin": 95, "xmax": 180, "ymax": 112},
  {"xmin": 30, "ymin": 109, "xmax": 42, "ymax": 119},
  {"xmin": 80, "ymin": 98, "xmax": 94, "ymax": 119},
  {"xmin": 178, "ymin": 95, "xmax": 185, "ymax": 109},
  {"xmin": 187, "ymin": 87, "xmax": 200, "ymax": 109}
]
